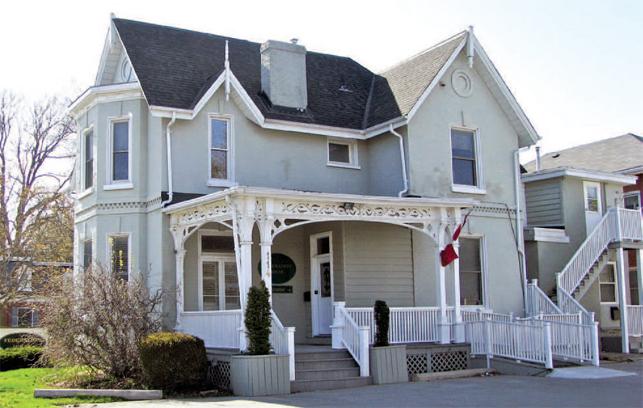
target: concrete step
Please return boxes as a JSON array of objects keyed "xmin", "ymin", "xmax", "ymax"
[
  {"xmin": 302, "ymin": 336, "xmax": 332, "ymax": 345},
  {"xmin": 295, "ymin": 350, "xmax": 352, "ymax": 361},
  {"xmin": 291, "ymin": 376, "xmax": 372, "ymax": 393},
  {"xmin": 295, "ymin": 357, "xmax": 357, "ymax": 370},
  {"xmin": 295, "ymin": 367, "xmax": 361, "ymax": 381}
]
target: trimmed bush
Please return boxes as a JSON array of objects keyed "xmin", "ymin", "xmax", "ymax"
[
  {"xmin": 374, "ymin": 300, "xmax": 390, "ymax": 347},
  {"xmin": 0, "ymin": 332, "xmax": 46, "ymax": 349},
  {"xmin": 245, "ymin": 281, "xmax": 271, "ymax": 355},
  {"xmin": 139, "ymin": 332, "xmax": 208, "ymax": 391},
  {"xmin": 0, "ymin": 346, "xmax": 43, "ymax": 371}
]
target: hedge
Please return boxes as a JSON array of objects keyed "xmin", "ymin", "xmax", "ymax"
[
  {"xmin": 0, "ymin": 346, "xmax": 43, "ymax": 371},
  {"xmin": 139, "ymin": 332, "xmax": 208, "ymax": 391}
]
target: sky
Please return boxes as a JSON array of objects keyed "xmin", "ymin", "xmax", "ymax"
[{"xmin": 1, "ymin": 0, "xmax": 641, "ymax": 162}]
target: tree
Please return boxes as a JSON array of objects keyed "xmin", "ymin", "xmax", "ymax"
[
  {"xmin": 374, "ymin": 300, "xmax": 390, "ymax": 347},
  {"xmin": 0, "ymin": 91, "xmax": 74, "ymax": 310},
  {"xmin": 244, "ymin": 281, "xmax": 272, "ymax": 355}
]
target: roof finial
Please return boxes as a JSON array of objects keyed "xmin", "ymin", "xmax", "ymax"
[
  {"xmin": 110, "ymin": 12, "xmax": 116, "ymax": 20},
  {"xmin": 225, "ymin": 40, "xmax": 230, "ymax": 101},
  {"xmin": 466, "ymin": 25, "xmax": 475, "ymax": 68}
]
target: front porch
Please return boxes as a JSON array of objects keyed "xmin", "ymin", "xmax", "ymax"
[{"xmin": 166, "ymin": 187, "xmax": 478, "ymax": 350}]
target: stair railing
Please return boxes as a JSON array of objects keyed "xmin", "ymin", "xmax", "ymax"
[
  {"xmin": 270, "ymin": 310, "xmax": 296, "ymax": 381},
  {"xmin": 332, "ymin": 302, "xmax": 370, "ymax": 377},
  {"xmin": 526, "ymin": 279, "xmax": 563, "ymax": 316}
]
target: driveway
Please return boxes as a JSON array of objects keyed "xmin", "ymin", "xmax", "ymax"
[{"xmin": 90, "ymin": 360, "xmax": 643, "ymax": 408}]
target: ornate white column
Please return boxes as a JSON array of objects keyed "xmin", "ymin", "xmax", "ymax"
[
  {"xmin": 170, "ymin": 225, "xmax": 188, "ymax": 329},
  {"xmin": 436, "ymin": 209, "xmax": 450, "ymax": 344},
  {"xmin": 258, "ymin": 199, "xmax": 275, "ymax": 301},
  {"xmin": 234, "ymin": 197, "xmax": 256, "ymax": 351},
  {"xmin": 452, "ymin": 208, "xmax": 464, "ymax": 342}
]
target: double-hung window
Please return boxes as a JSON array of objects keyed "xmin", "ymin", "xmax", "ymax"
[
  {"xmin": 624, "ymin": 192, "xmax": 641, "ymax": 211},
  {"xmin": 83, "ymin": 130, "xmax": 93, "ymax": 190},
  {"xmin": 451, "ymin": 128, "xmax": 482, "ymax": 192},
  {"xmin": 599, "ymin": 264, "xmax": 617, "ymax": 303},
  {"xmin": 199, "ymin": 233, "xmax": 240, "ymax": 311},
  {"xmin": 327, "ymin": 139, "xmax": 359, "ymax": 168},
  {"xmin": 106, "ymin": 116, "xmax": 132, "ymax": 189},
  {"xmin": 209, "ymin": 116, "xmax": 232, "ymax": 184},
  {"xmin": 109, "ymin": 234, "xmax": 130, "ymax": 281},
  {"xmin": 459, "ymin": 237, "xmax": 484, "ymax": 306}
]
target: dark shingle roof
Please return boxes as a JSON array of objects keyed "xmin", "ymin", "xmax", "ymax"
[
  {"xmin": 113, "ymin": 18, "xmax": 465, "ymax": 130},
  {"xmin": 524, "ymin": 134, "xmax": 643, "ymax": 174}
]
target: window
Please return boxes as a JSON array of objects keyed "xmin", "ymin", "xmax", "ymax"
[
  {"xmin": 84, "ymin": 130, "xmax": 93, "ymax": 190},
  {"xmin": 109, "ymin": 235, "xmax": 129, "ymax": 281},
  {"xmin": 199, "ymin": 234, "xmax": 239, "ymax": 311},
  {"xmin": 624, "ymin": 192, "xmax": 641, "ymax": 210},
  {"xmin": 13, "ymin": 307, "xmax": 38, "ymax": 328},
  {"xmin": 83, "ymin": 239, "xmax": 92, "ymax": 272},
  {"xmin": 599, "ymin": 264, "xmax": 617, "ymax": 303},
  {"xmin": 585, "ymin": 185, "xmax": 600, "ymax": 212},
  {"xmin": 459, "ymin": 237, "xmax": 484, "ymax": 306},
  {"xmin": 209, "ymin": 117, "xmax": 230, "ymax": 181},
  {"xmin": 327, "ymin": 139, "xmax": 359, "ymax": 168},
  {"xmin": 316, "ymin": 236, "xmax": 330, "ymax": 255},
  {"xmin": 629, "ymin": 268, "xmax": 639, "ymax": 306},
  {"xmin": 112, "ymin": 121, "xmax": 129, "ymax": 182},
  {"xmin": 451, "ymin": 128, "xmax": 479, "ymax": 187}
]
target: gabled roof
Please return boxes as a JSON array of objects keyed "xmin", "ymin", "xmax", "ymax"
[
  {"xmin": 81, "ymin": 17, "xmax": 538, "ymax": 143},
  {"xmin": 524, "ymin": 133, "xmax": 643, "ymax": 174}
]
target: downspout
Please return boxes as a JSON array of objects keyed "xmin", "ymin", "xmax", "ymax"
[
  {"xmin": 514, "ymin": 146, "xmax": 530, "ymax": 316},
  {"xmin": 390, "ymin": 124, "xmax": 409, "ymax": 197},
  {"xmin": 160, "ymin": 112, "xmax": 177, "ymax": 207}
]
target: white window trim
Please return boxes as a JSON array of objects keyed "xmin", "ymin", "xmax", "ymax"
[
  {"xmin": 449, "ymin": 125, "xmax": 485, "ymax": 194},
  {"xmin": 79, "ymin": 125, "xmax": 96, "ymax": 196},
  {"xmin": 459, "ymin": 234, "xmax": 488, "ymax": 308},
  {"xmin": 15, "ymin": 307, "xmax": 37, "ymax": 328},
  {"xmin": 105, "ymin": 113, "xmax": 133, "ymax": 188},
  {"xmin": 197, "ymin": 229, "xmax": 237, "ymax": 311},
  {"xmin": 327, "ymin": 138, "xmax": 360, "ymax": 169},
  {"xmin": 207, "ymin": 114, "xmax": 236, "ymax": 187},
  {"xmin": 599, "ymin": 262, "xmax": 618, "ymax": 305},
  {"xmin": 583, "ymin": 181, "xmax": 602, "ymax": 214},
  {"xmin": 107, "ymin": 232, "xmax": 131, "ymax": 281},
  {"xmin": 624, "ymin": 191, "xmax": 641, "ymax": 210}
]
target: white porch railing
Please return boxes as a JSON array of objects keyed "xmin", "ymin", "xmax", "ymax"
[
  {"xmin": 548, "ymin": 320, "xmax": 599, "ymax": 365},
  {"xmin": 526, "ymin": 280, "xmax": 563, "ymax": 316},
  {"xmin": 180, "ymin": 310, "xmax": 242, "ymax": 349},
  {"xmin": 465, "ymin": 319, "xmax": 553, "ymax": 369},
  {"xmin": 334, "ymin": 304, "xmax": 370, "ymax": 377},
  {"xmin": 618, "ymin": 208, "xmax": 643, "ymax": 241},
  {"xmin": 627, "ymin": 305, "xmax": 643, "ymax": 337},
  {"xmin": 270, "ymin": 311, "xmax": 296, "ymax": 381}
]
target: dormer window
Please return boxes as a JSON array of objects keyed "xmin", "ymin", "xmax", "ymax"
[
  {"xmin": 327, "ymin": 139, "xmax": 359, "ymax": 169},
  {"xmin": 105, "ymin": 115, "xmax": 133, "ymax": 190}
]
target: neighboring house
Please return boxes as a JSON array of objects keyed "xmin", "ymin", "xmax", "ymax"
[
  {"xmin": 70, "ymin": 16, "xmax": 589, "ymax": 389},
  {"xmin": 0, "ymin": 261, "xmax": 72, "ymax": 328},
  {"xmin": 523, "ymin": 134, "xmax": 643, "ymax": 353}
]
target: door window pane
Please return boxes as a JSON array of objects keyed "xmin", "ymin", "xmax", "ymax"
[
  {"xmin": 224, "ymin": 262, "xmax": 240, "ymax": 310},
  {"xmin": 585, "ymin": 186, "xmax": 599, "ymax": 211},
  {"xmin": 459, "ymin": 238, "xmax": 482, "ymax": 305},
  {"xmin": 451, "ymin": 129, "xmax": 477, "ymax": 186},
  {"xmin": 112, "ymin": 121, "xmax": 129, "ymax": 181},
  {"xmin": 316, "ymin": 237, "xmax": 330, "ymax": 255},
  {"xmin": 320, "ymin": 262, "xmax": 331, "ymax": 298},
  {"xmin": 110, "ymin": 235, "xmax": 129, "ymax": 281},
  {"xmin": 328, "ymin": 143, "xmax": 350, "ymax": 163},
  {"xmin": 203, "ymin": 261, "xmax": 220, "ymax": 311}
]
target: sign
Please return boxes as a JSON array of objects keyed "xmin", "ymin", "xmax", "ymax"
[
  {"xmin": 257, "ymin": 253, "xmax": 296, "ymax": 284},
  {"xmin": 272, "ymin": 285, "xmax": 293, "ymax": 294}
]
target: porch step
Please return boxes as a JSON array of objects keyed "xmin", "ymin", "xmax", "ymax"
[
  {"xmin": 293, "ymin": 347, "xmax": 371, "ymax": 392},
  {"xmin": 302, "ymin": 336, "xmax": 332, "ymax": 346},
  {"xmin": 291, "ymin": 376, "xmax": 372, "ymax": 393}
]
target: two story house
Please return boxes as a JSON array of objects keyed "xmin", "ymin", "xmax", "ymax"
[
  {"xmin": 70, "ymin": 17, "xmax": 547, "ymax": 389},
  {"xmin": 523, "ymin": 134, "xmax": 643, "ymax": 353}
]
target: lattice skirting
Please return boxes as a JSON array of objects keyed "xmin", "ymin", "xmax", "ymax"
[
  {"xmin": 406, "ymin": 349, "xmax": 469, "ymax": 379},
  {"xmin": 207, "ymin": 360, "xmax": 231, "ymax": 390}
]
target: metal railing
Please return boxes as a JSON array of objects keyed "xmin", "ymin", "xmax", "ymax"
[{"xmin": 270, "ymin": 311, "xmax": 296, "ymax": 381}]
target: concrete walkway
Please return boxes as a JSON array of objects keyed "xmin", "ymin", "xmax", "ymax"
[{"xmin": 87, "ymin": 361, "xmax": 643, "ymax": 408}]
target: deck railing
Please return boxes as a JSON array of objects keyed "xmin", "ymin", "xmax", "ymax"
[
  {"xmin": 180, "ymin": 310, "xmax": 242, "ymax": 349},
  {"xmin": 270, "ymin": 311, "xmax": 296, "ymax": 381},
  {"xmin": 618, "ymin": 208, "xmax": 643, "ymax": 241},
  {"xmin": 465, "ymin": 319, "xmax": 553, "ymax": 368},
  {"xmin": 627, "ymin": 305, "xmax": 643, "ymax": 337}
]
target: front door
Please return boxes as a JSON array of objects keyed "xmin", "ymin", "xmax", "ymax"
[
  {"xmin": 311, "ymin": 233, "xmax": 333, "ymax": 336},
  {"xmin": 583, "ymin": 181, "xmax": 603, "ymax": 234}
]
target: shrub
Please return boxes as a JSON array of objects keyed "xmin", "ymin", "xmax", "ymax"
[
  {"xmin": 0, "ymin": 332, "xmax": 46, "ymax": 348},
  {"xmin": 245, "ymin": 281, "xmax": 271, "ymax": 355},
  {"xmin": 0, "ymin": 346, "xmax": 43, "ymax": 371},
  {"xmin": 374, "ymin": 300, "xmax": 390, "ymax": 347},
  {"xmin": 139, "ymin": 332, "xmax": 208, "ymax": 391},
  {"xmin": 41, "ymin": 265, "xmax": 164, "ymax": 382}
]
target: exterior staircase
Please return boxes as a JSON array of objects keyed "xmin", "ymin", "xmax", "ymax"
[{"xmin": 291, "ymin": 347, "xmax": 372, "ymax": 393}]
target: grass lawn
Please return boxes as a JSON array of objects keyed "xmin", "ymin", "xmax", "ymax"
[{"xmin": 0, "ymin": 367, "xmax": 120, "ymax": 407}]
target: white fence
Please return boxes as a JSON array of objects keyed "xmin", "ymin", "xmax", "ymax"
[
  {"xmin": 618, "ymin": 208, "xmax": 643, "ymax": 241},
  {"xmin": 557, "ymin": 288, "xmax": 595, "ymax": 325},
  {"xmin": 526, "ymin": 280, "xmax": 563, "ymax": 316},
  {"xmin": 548, "ymin": 320, "xmax": 599, "ymax": 365},
  {"xmin": 270, "ymin": 311, "xmax": 296, "ymax": 381},
  {"xmin": 180, "ymin": 310, "xmax": 242, "ymax": 349},
  {"xmin": 627, "ymin": 305, "xmax": 643, "ymax": 337},
  {"xmin": 466, "ymin": 319, "xmax": 553, "ymax": 368},
  {"xmin": 335, "ymin": 306, "xmax": 370, "ymax": 376}
]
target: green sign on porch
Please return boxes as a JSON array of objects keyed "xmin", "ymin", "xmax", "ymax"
[{"xmin": 257, "ymin": 253, "xmax": 296, "ymax": 284}]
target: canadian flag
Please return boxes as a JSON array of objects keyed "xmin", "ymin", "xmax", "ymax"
[{"xmin": 439, "ymin": 210, "xmax": 471, "ymax": 267}]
